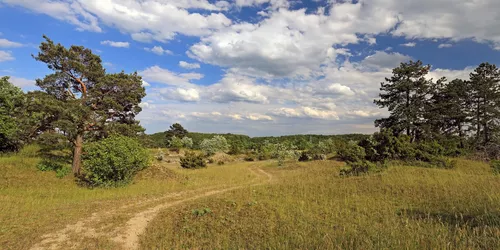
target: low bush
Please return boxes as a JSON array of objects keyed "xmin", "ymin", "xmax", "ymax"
[
  {"xmin": 180, "ymin": 151, "xmax": 207, "ymax": 169},
  {"xmin": 243, "ymin": 156, "xmax": 255, "ymax": 161},
  {"xmin": 490, "ymin": 160, "xmax": 500, "ymax": 174},
  {"xmin": 80, "ymin": 136, "xmax": 150, "ymax": 187},
  {"xmin": 37, "ymin": 159, "xmax": 71, "ymax": 178},
  {"xmin": 298, "ymin": 151, "xmax": 311, "ymax": 162},
  {"xmin": 340, "ymin": 160, "xmax": 386, "ymax": 177},
  {"xmin": 337, "ymin": 141, "xmax": 366, "ymax": 163}
]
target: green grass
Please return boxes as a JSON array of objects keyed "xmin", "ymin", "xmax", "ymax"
[{"xmin": 140, "ymin": 160, "xmax": 500, "ymax": 249}]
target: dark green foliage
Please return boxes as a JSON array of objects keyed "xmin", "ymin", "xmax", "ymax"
[
  {"xmin": 165, "ymin": 123, "xmax": 188, "ymax": 144},
  {"xmin": 340, "ymin": 161, "xmax": 386, "ymax": 177},
  {"xmin": 37, "ymin": 160, "xmax": 71, "ymax": 178},
  {"xmin": 0, "ymin": 77, "xmax": 26, "ymax": 152},
  {"xmin": 180, "ymin": 151, "xmax": 207, "ymax": 169},
  {"xmin": 337, "ymin": 141, "xmax": 366, "ymax": 163},
  {"xmin": 32, "ymin": 36, "xmax": 146, "ymax": 174},
  {"xmin": 490, "ymin": 160, "xmax": 500, "ymax": 174},
  {"xmin": 468, "ymin": 63, "xmax": 500, "ymax": 146},
  {"xmin": 298, "ymin": 151, "xmax": 312, "ymax": 162},
  {"xmin": 243, "ymin": 156, "xmax": 255, "ymax": 161},
  {"xmin": 79, "ymin": 136, "xmax": 150, "ymax": 187},
  {"xmin": 374, "ymin": 60, "xmax": 433, "ymax": 142}
]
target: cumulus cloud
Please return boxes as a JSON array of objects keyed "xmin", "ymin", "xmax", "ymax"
[
  {"xmin": 361, "ymin": 51, "xmax": 412, "ymax": 70},
  {"xmin": 8, "ymin": 76, "xmax": 36, "ymax": 88},
  {"xmin": 438, "ymin": 43, "xmax": 453, "ymax": 48},
  {"xmin": 179, "ymin": 61, "xmax": 200, "ymax": 69},
  {"xmin": 2, "ymin": 0, "xmax": 101, "ymax": 32},
  {"xmin": 145, "ymin": 46, "xmax": 172, "ymax": 55},
  {"xmin": 272, "ymin": 107, "xmax": 339, "ymax": 120},
  {"xmin": 0, "ymin": 51, "xmax": 14, "ymax": 62},
  {"xmin": 78, "ymin": 0, "xmax": 232, "ymax": 43},
  {"xmin": 159, "ymin": 88, "xmax": 200, "ymax": 102},
  {"xmin": 101, "ymin": 40, "xmax": 130, "ymax": 48},
  {"xmin": 0, "ymin": 38, "xmax": 23, "ymax": 48},
  {"xmin": 139, "ymin": 65, "xmax": 203, "ymax": 87},
  {"xmin": 400, "ymin": 42, "xmax": 416, "ymax": 47}
]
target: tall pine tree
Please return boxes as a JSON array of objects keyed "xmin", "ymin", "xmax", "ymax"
[
  {"xmin": 33, "ymin": 36, "xmax": 146, "ymax": 174},
  {"xmin": 469, "ymin": 63, "xmax": 500, "ymax": 146},
  {"xmin": 374, "ymin": 60, "xmax": 432, "ymax": 142}
]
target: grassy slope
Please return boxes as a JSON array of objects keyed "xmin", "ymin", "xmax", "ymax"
[
  {"xmin": 0, "ymin": 147, "xmax": 255, "ymax": 249},
  {"xmin": 141, "ymin": 160, "xmax": 500, "ymax": 249}
]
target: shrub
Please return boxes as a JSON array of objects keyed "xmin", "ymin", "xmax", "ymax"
[
  {"xmin": 244, "ymin": 156, "xmax": 255, "ymax": 161},
  {"xmin": 337, "ymin": 141, "xmax": 366, "ymax": 163},
  {"xmin": 155, "ymin": 148, "xmax": 165, "ymax": 161},
  {"xmin": 340, "ymin": 160, "xmax": 385, "ymax": 177},
  {"xmin": 490, "ymin": 160, "xmax": 500, "ymax": 174},
  {"xmin": 298, "ymin": 151, "xmax": 312, "ymax": 162},
  {"xmin": 217, "ymin": 160, "xmax": 225, "ymax": 165},
  {"xmin": 180, "ymin": 151, "xmax": 207, "ymax": 169},
  {"xmin": 200, "ymin": 136, "xmax": 230, "ymax": 156},
  {"xmin": 80, "ymin": 136, "xmax": 150, "ymax": 187},
  {"xmin": 37, "ymin": 159, "xmax": 71, "ymax": 178}
]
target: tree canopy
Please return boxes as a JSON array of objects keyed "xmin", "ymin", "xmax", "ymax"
[{"xmin": 32, "ymin": 36, "xmax": 146, "ymax": 174}]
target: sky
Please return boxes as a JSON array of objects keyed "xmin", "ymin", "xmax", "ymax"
[{"xmin": 1, "ymin": 0, "xmax": 500, "ymax": 136}]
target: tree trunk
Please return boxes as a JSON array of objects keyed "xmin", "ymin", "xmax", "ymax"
[
  {"xmin": 458, "ymin": 123, "xmax": 464, "ymax": 148},
  {"xmin": 72, "ymin": 134, "xmax": 83, "ymax": 175}
]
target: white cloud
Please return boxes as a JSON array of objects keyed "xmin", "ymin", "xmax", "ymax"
[
  {"xmin": 0, "ymin": 51, "xmax": 14, "ymax": 62},
  {"xmin": 141, "ymin": 80, "xmax": 150, "ymax": 87},
  {"xmin": 2, "ymin": 0, "xmax": 101, "ymax": 32},
  {"xmin": 272, "ymin": 107, "xmax": 339, "ymax": 120},
  {"xmin": 438, "ymin": 43, "xmax": 453, "ymax": 48},
  {"xmin": 361, "ymin": 51, "xmax": 412, "ymax": 69},
  {"xmin": 189, "ymin": 6, "xmax": 398, "ymax": 78},
  {"xmin": 145, "ymin": 46, "xmax": 172, "ymax": 55},
  {"xmin": 0, "ymin": 38, "xmax": 23, "ymax": 48},
  {"xmin": 101, "ymin": 40, "xmax": 130, "ymax": 48},
  {"xmin": 8, "ymin": 76, "xmax": 36, "ymax": 88},
  {"xmin": 139, "ymin": 65, "xmax": 203, "ymax": 87},
  {"xmin": 159, "ymin": 87, "xmax": 200, "ymax": 102},
  {"xmin": 179, "ymin": 61, "xmax": 200, "ymax": 69},
  {"xmin": 78, "ymin": 0, "xmax": 232, "ymax": 43},
  {"xmin": 400, "ymin": 42, "xmax": 416, "ymax": 47}
]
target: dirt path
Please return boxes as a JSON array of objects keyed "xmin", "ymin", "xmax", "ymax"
[{"xmin": 30, "ymin": 164, "xmax": 273, "ymax": 250}]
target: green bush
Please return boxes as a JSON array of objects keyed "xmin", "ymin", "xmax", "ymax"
[
  {"xmin": 243, "ymin": 156, "xmax": 255, "ymax": 161},
  {"xmin": 337, "ymin": 141, "xmax": 366, "ymax": 163},
  {"xmin": 490, "ymin": 160, "xmax": 500, "ymax": 174},
  {"xmin": 37, "ymin": 159, "xmax": 71, "ymax": 178},
  {"xmin": 180, "ymin": 151, "xmax": 207, "ymax": 169},
  {"xmin": 298, "ymin": 151, "xmax": 312, "ymax": 162},
  {"xmin": 340, "ymin": 160, "xmax": 386, "ymax": 177},
  {"xmin": 80, "ymin": 136, "xmax": 150, "ymax": 187}
]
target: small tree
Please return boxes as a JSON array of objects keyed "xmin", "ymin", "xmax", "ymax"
[
  {"xmin": 180, "ymin": 151, "xmax": 207, "ymax": 169},
  {"xmin": 200, "ymin": 135, "xmax": 229, "ymax": 156},
  {"xmin": 181, "ymin": 137, "xmax": 193, "ymax": 149},
  {"xmin": 165, "ymin": 123, "xmax": 188, "ymax": 143}
]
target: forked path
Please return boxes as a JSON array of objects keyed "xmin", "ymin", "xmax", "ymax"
[{"xmin": 30, "ymin": 164, "xmax": 273, "ymax": 250}]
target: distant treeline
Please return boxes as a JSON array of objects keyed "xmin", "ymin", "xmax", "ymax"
[{"xmin": 144, "ymin": 132, "xmax": 369, "ymax": 150}]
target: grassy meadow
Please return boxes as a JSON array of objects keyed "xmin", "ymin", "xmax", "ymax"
[{"xmin": 0, "ymin": 146, "xmax": 499, "ymax": 249}]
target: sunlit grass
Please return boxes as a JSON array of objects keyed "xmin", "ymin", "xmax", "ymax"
[
  {"xmin": 0, "ymin": 148, "xmax": 255, "ymax": 249},
  {"xmin": 140, "ymin": 160, "xmax": 500, "ymax": 249}
]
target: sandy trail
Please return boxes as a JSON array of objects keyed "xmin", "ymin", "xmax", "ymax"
[{"xmin": 30, "ymin": 164, "xmax": 273, "ymax": 250}]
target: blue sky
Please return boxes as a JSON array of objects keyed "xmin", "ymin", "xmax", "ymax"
[{"xmin": 1, "ymin": 0, "xmax": 500, "ymax": 136}]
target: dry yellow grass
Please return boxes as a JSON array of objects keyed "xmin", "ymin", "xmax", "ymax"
[{"xmin": 1, "ymin": 145, "xmax": 500, "ymax": 249}]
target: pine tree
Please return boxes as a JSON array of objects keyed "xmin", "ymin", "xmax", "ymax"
[
  {"xmin": 32, "ymin": 36, "xmax": 146, "ymax": 174},
  {"xmin": 468, "ymin": 63, "xmax": 500, "ymax": 146},
  {"xmin": 374, "ymin": 60, "xmax": 433, "ymax": 142}
]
